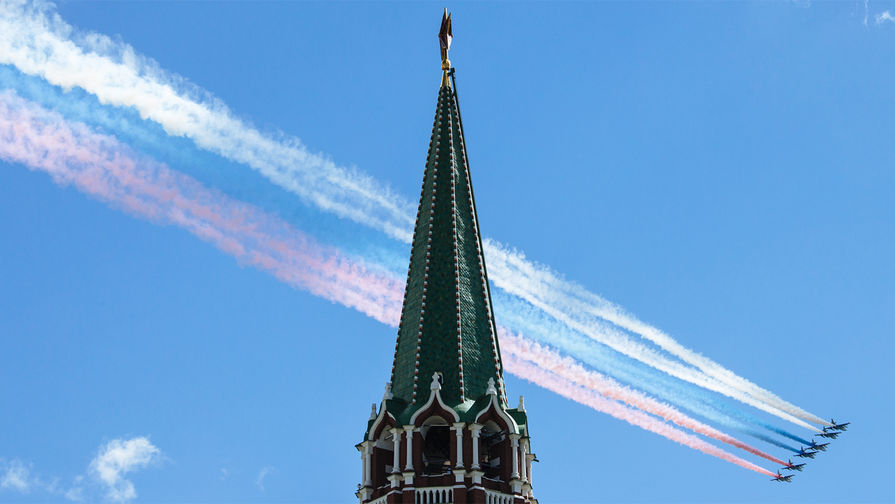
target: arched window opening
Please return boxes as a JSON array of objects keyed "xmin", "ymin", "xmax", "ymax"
[
  {"xmin": 481, "ymin": 420, "xmax": 506, "ymax": 480},
  {"xmin": 421, "ymin": 416, "xmax": 451, "ymax": 475}
]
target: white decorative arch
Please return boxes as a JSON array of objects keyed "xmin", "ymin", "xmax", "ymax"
[
  {"xmin": 474, "ymin": 384, "xmax": 519, "ymax": 435},
  {"xmin": 367, "ymin": 402, "xmax": 396, "ymax": 441},
  {"xmin": 409, "ymin": 372, "xmax": 461, "ymax": 425}
]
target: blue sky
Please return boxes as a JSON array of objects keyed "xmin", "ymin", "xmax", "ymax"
[{"xmin": 1, "ymin": 1, "xmax": 893, "ymax": 502}]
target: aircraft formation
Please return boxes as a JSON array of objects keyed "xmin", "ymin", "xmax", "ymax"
[{"xmin": 771, "ymin": 419, "xmax": 849, "ymax": 483}]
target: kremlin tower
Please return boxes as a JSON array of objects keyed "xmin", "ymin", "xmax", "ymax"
[{"xmin": 356, "ymin": 11, "xmax": 537, "ymax": 504}]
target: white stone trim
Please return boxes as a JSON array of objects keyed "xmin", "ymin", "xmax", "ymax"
[
  {"xmin": 409, "ymin": 380, "xmax": 460, "ymax": 425},
  {"xmin": 509, "ymin": 434, "xmax": 520, "ymax": 480},
  {"xmin": 391, "ymin": 427, "xmax": 402, "ymax": 476},
  {"xmin": 362, "ymin": 442, "xmax": 373, "ymax": 486},
  {"xmin": 452, "ymin": 422, "xmax": 465, "ymax": 468},
  {"xmin": 484, "ymin": 489, "xmax": 515, "ymax": 504},
  {"xmin": 469, "ymin": 423, "xmax": 482, "ymax": 469},
  {"xmin": 367, "ymin": 401, "xmax": 394, "ymax": 441},
  {"xmin": 367, "ymin": 494, "xmax": 388, "ymax": 504},
  {"xmin": 474, "ymin": 390, "xmax": 519, "ymax": 435},
  {"xmin": 404, "ymin": 425, "xmax": 415, "ymax": 471},
  {"xmin": 526, "ymin": 452, "xmax": 536, "ymax": 489},
  {"xmin": 414, "ymin": 485, "xmax": 453, "ymax": 504}
]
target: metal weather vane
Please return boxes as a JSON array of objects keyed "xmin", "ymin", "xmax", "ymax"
[{"xmin": 439, "ymin": 9, "xmax": 452, "ymax": 71}]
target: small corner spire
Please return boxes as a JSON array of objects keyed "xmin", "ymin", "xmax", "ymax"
[{"xmin": 438, "ymin": 8, "xmax": 453, "ymax": 88}]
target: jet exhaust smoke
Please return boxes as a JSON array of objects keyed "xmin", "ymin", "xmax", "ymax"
[
  {"xmin": 0, "ymin": 91, "xmax": 801, "ymax": 476},
  {"xmin": 0, "ymin": 0, "xmax": 828, "ymax": 430}
]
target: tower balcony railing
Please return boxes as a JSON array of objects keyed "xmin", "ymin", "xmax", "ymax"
[
  {"xmin": 483, "ymin": 489, "xmax": 515, "ymax": 504},
  {"xmin": 415, "ymin": 485, "xmax": 453, "ymax": 504}
]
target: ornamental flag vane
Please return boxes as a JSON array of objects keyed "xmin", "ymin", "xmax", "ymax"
[{"xmin": 439, "ymin": 9, "xmax": 452, "ymax": 69}]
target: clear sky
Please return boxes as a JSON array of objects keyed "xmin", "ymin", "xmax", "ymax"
[{"xmin": 1, "ymin": 1, "xmax": 893, "ymax": 503}]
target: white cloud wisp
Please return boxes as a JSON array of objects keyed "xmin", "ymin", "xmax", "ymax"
[
  {"xmin": 89, "ymin": 437, "xmax": 161, "ymax": 502},
  {"xmin": 0, "ymin": 459, "xmax": 32, "ymax": 493}
]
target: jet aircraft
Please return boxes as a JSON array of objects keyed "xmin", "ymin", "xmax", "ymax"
[
  {"xmin": 809, "ymin": 440, "xmax": 830, "ymax": 451},
  {"xmin": 783, "ymin": 460, "xmax": 806, "ymax": 472},
  {"xmin": 794, "ymin": 447, "xmax": 817, "ymax": 459},
  {"xmin": 772, "ymin": 472, "xmax": 794, "ymax": 483},
  {"xmin": 829, "ymin": 419, "xmax": 850, "ymax": 431},
  {"xmin": 818, "ymin": 430, "xmax": 840, "ymax": 439}
]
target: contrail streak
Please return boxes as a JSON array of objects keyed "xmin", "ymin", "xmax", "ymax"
[
  {"xmin": 0, "ymin": 0, "xmax": 827, "ymax": 429},
  {"xmin": 1, "ymin": 52, "xmax": 822, "ymax": 435},
  {"xmin": 500, "ymin": 330, "xmax": 788, "ymax": 466},
  {"xmin": 485, "ymin": 241, "xmax": 829, "ymax": 428},
  {"xmin": 0, "ymin": 0, "xmax": 416, "ymax": 243},
  {"xmin": 492, "ymin": 291, "xmax": 803, "ymax": 452},
  {"xmin": 0, "ymin": 91, "xmax": 785, "ymax": 474},
  {"xmin": 0, "ymin": 90, "xmax": 404, "ymax": 326},
  {"xmin": 486, "ymin": 253, "xmax": 818, "ymax": 430},
  {"xmin": 503, "ymin": 355, "xmax": 779, "ymax": 478}
]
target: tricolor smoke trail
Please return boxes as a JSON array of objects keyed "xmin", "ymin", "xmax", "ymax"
[
  {"xmin": 499, "ymin": 330, "xmax": 789, "ymax": 467},
  {"xmin": 0, "ymin": 0, "xmax": 415, "ymax": 243},
  {"xmin": 0, "ymin": 90, "xmax": 404, "ymax": 326},
  {"xmin": 493, "ymin": 291, "xmax": 804, "ymax": 452},
  {"xmin": 487, "ymin": 261, "xmax": 820, "ymax": 431},
  {"xmin": 0, "ymin": 0, "xmax": 827, "ymax": 430},
  {"xmin": 503, "ymin": 355, "xmax": 779, "ymax": 478},
  {"xmin": 485, "ymin": 243, "xmax": 830, "ymax": 428},
  {"xmin": 4, "ymin": 56, "xmax": 813, "ymax": 448},
  {"xmin": 0, "ymin": 1, "xmax": 830, "ymax": 431},
  {"xmin": 0, "ymin": 90, "xmax": 786, "ymax": 476}
]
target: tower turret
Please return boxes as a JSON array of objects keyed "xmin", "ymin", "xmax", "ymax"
[{"xmin": 356, "ymin": 11, "xmax": 537, "ymax": 504}]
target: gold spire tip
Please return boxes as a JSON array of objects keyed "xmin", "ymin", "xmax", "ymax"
[
  {"xmin": 438, "ymin": 9, "xmax": 453, "ymax": 87},
  {"xmin": 439, "ymin": 9, "xmax": 453, "ymax": 71}
]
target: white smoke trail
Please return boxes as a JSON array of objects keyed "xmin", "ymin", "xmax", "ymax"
[
  {"xmin": 504, "ymin": 355, "xmax": 779, "ymax": 477},
  {"xmin": 485, "ymin": 241, "xmax": 828, "ymax": 428},
  {"xmin": 0, "ymin": 0, "xmax": 826, "ymax": 427},
  {"xmin": 500, "ymin": 329, "xmax": 789, "ymax": 466},
  {"xmin": 0, "ymin": 0, "xmax": 415, "ymax": 244},
  {"xmin": 489, "ymin": 255, "xmax": 818, "ymax": 430},
  {"xmin": 0, "ymin": 89, "xmax": 405, "ymax": 326}
]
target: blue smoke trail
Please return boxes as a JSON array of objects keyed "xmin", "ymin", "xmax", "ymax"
[
  {"xmin": 492, "ymin": 291, "xmax": 800, "ymax": 452},
  {"xmin": 0, "ymin": 65, "xmax": 396, "ymax": 263},
  {"xmin": 765, "ymin": 426, "xmax": 812, "ymax": 447}
]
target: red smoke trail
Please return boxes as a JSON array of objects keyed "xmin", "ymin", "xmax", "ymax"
[
  {"xmin": 0, "ymin": 90, "xmax": 405, "ymax": 326},
  {"xmin": 0, "ymin": 90, "xmax": 778, "ymax": 477},
  {"xmin": 503, "ymin": 354, "xmax": 779, "ymax": 478},
  {"xmin": 500, "ymin": 329, "xmax": 788, "ymax": 467}
]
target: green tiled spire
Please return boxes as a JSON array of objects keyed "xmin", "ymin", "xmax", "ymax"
[{"xmin": 389, "ymin": 75, "xmax": 507, "ymax": 409}]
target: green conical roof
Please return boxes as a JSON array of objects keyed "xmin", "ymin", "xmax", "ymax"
[{"xmin": 390, "ymin": 77, "xmax": 507, "ymax": 409}]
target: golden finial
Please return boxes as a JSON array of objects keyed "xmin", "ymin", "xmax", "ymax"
[{"xmin": 439, "ymin": 9, "xmax": 452, "ymax": 87}]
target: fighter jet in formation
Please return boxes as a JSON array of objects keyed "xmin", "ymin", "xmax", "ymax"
[
  {"xmin": 794, "ymin": 447, "xmax": 818, "ymax": 459},
  {"xmin": 772, "ymin": 471, "xmax": 795, "ymax": 483},
  {"xmin": 829, "ymin": 419, "xmax": 850, "ymax": 431},
  {"xmin": 808, "ymin": 440, "xmax": 830, "ymax": 452},
  {"xmin": 783, "ymin": 460, "xmax": 806, "ymax": 472},
  {"xmin": 771, "ymin": 420, "xmax": 849, "ymax": 483}
]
